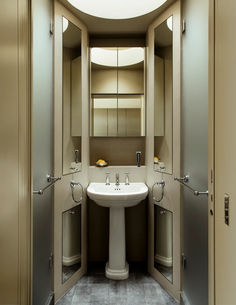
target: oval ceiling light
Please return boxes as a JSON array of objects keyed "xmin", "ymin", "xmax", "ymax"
[
  {"xmin": 91, "ymin": 48, "xmax": 144, "ymax": 67},
  {"xmin": 67, "ymin": 0, "xmax": 168, "ymax": 20},
  {"xmin": 167, "ymin": 16, "xmax": 173, "ymax": 31},
  {"xmin": 63, "ymin": 17, "xmax": 69, "ymax": 32},
  {"xmin": 118, "ymin": 48, "xmax": 144, "ymax": 66}
]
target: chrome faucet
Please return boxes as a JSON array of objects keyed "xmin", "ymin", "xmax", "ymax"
[
  {"xmin": 136, "ymin": 151, "xmax": 141, "ymax": 167},
  {"xmin": 115, "ymin": 173, "xmax": 120, "ymax": 186},
  {"xmin": 125, "ymin": 173, "xmax": 129, "ymax": 185},
  {"xmin": 105, "ymin": 173, "xmax": 110, "ymax": 185}
]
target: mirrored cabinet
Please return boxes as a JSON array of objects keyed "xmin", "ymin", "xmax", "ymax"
[
  {"xmin": 62, "ymin": 18, "xmax": 82, "ymax": 175},
  {"xmin": 90, "ymin": 47, "xmax": 145, "ymax": 137},
  {"xmin": 154, "ymin": 204, "xmax": 173, "ymax": 283},
  {"xmin": 62, "ymin": 205, "xmax": 82, "ymax": 283},
  {"xmin": 154, "ymin": 17, "xmax": 173, "ymax": 174}
]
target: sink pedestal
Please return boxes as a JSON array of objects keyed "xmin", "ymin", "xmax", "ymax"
[
  {"xmin": 87, "ymin": 182, "xmax": 148, "ymax": 280},
  {"xmin": 105, "ymin": 207, "xmax": 129, "ymax": 280}
]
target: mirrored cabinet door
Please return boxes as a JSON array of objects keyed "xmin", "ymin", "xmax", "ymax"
[
  {"xmin": 154, "ymin": 204, "xmax": 173, "ymax": 283},
  {"xmin": 90, "ymin": 47, "xmax": 145, "ymax": 137},
  {"xmin": 62, "ymin": 205, "xmax": 82, "ymax": 283},
  {"xmin": 62, "ymin": 17, "xmax": 82, "ymax": 175},
  {"xmin": 154, "ymin": 17, "xmax": 173, "ymax": 174}
]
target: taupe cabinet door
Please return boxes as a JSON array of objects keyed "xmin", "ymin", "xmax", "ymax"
[{"xmin": 215, "ymin": 1, "xmax": 236, "ymax": 304}]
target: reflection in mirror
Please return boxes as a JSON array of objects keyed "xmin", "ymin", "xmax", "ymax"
[
  {"xmin": 154, "ymin": 204, "xmax": 173, "ymax": 283},
  {"xmin": 62, "ymin": 17, "xmax": 82, "ymax": 175},
  {"xmin": 62, "ymin": 205, "xmax": 81, "ymax": 283},
  {"xmin": 154, "ymin": 16, "xmax": 173, "ymax": 174},
  {"xmin": 90, "ymin": 47, "xmax": 145, "ymax": 136}
]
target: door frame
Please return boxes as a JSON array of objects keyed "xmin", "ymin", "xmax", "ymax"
[
  {"xmin": 53, "ymin": 1, "xmax": 89, "ymax": 301},
  {"xmin": 146, "ymin": 1, "xmax": 181, "ymax": 301}
]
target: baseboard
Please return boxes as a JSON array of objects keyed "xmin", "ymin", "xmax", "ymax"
[
  {"xmin": 154, "ymin": 253, "xmax": 173, "ymax": 267},
  {"xmin": 180, "ymin": 291, "xmax": 191, "ymax": 305},
  {"xmin": 63, "ymin": 254, "xmax": 81, "ymax": 266}
]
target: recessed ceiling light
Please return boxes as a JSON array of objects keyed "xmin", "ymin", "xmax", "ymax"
[
  {"xmin": 91, "ymin": 48, "xmax": 144, "ymax": 67},
  {"xmin": 67, "ymin": 0, "xmax": 168, "ymax": 20}
]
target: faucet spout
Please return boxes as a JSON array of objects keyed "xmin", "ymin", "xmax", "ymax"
[{"xmin": 115, "ymin": 173, "xmax": 119, "ymax": 186}]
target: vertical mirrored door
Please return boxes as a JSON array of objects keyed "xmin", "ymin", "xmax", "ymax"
[
  {"xmin": 62, "ymin": 205, "xmax": 82, "ymax": 283},
  {"xmin": 154, "ymin": 205, "xmax": 173, "ymax": 283}
]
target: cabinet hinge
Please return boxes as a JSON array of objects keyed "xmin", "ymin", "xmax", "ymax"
[
  {"xmin": 50, "ymin": 22, "xmax": 54, "ymax": 36},
  {"xmin": 49, "ymin": 252, "xmax": 54, "ymax": 269}
]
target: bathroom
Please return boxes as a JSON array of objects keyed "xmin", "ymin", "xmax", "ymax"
[{"xmin": 0, "ymin": 0, "xmax": 235, "ymax": 305}]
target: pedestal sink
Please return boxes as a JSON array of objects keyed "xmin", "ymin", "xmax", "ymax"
[{"xmin": 87, "ymin": 182, "xmax": 148, "ymax": 280}]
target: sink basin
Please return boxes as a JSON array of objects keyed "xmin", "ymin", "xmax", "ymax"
[
  {"xmin": 87, "ymin": 182, "xmax": 148, "ymax": 208},
  {"xmin": 87, "ymin": 182, "xmax": 148, "ymax": 280}
]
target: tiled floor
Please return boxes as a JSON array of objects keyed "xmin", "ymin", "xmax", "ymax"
[{"xmin": 56, "ymin": 267, "xmax": 178, "ymax": 305}]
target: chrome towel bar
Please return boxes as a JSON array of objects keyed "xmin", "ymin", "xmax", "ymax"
[
  {"xmin": 174, "ymin": 176, "xmax": 208, "ymax": 196},
  {"xmin": 70, "ymin": 181, "xmax": 83, "ymax": 203},
  {"xmin": 33, "ymin": 175, "xmax": 61, "ymax": 195}
]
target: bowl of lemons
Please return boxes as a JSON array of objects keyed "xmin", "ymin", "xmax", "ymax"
[{"xmin": 96, "ymin": 159, "xmax": 108, "ymax": 167}]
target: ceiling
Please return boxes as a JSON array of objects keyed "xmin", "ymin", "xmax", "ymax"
[
  {"xmin": 63, "ymin": 19, "xmax": 81, "ymax": 48},
  {"xmin": 59, "ymin": 0, "xmax": 176, "ymax": 36}
]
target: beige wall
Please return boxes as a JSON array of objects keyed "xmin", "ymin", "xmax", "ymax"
[
  {"xmin": 90, "ymin": 137, "xmax": 145, "ymax": 166},
  {"xmin": 0, "ymin": 0, "xmax": 31, "ymax": 304}
]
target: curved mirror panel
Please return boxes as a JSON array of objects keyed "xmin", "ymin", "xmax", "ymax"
[
  {"xmin": 62, "ymin": 18, "xmax": 82, "ymax": 175},
  {"xmin": 154, "ymin": 17, "xmax": 173, "ymax": 174}
]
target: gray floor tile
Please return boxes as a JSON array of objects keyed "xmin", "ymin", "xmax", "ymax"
[
  {"xmin": 72, "ymin": 284, "xmax": 91, "ymax": 304},
  {"xmin": 57, "ymin": 270, "xmax": 178, "ymax": 305}
]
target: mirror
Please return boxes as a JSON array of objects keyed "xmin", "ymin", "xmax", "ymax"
[
  {"xmin": 154, "ymin": 17, "xmax": 173, "ymax": 174},
  {"xmin": 90, "ymin": 47, "xmax": 145, "ymax": 137},
  {"xmin": 62, "ymin": 17, "xmax": 82, "ymax": 175},
  {"xmin": 62, "ymin": 205, "xmax": 81, "ymax": 283},
  {"xmin": 154, "ymin": 204, "xmax": 173, "ymax": 282}
]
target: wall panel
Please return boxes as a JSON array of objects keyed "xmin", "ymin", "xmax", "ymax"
[{"xmin": 0, "ymin": 0, "xmax": 30, "ymax": 304}]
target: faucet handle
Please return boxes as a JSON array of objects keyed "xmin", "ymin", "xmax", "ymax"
[
  {"xmin": 124, "ymin": 173, "xmax": 130, "ymax": 185},
  {"xmin": 105, "ymin": 173, "xmax": 110, "ymax": 185}
]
